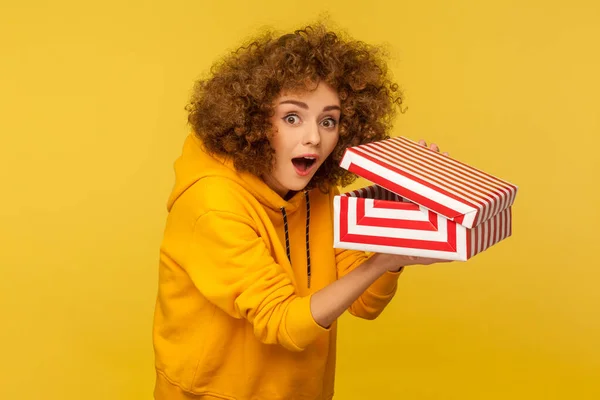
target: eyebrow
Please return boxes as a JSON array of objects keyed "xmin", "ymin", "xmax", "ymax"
[{"xmin": 279, "ymin": 100, "xmax": 341, "ymax": 112}]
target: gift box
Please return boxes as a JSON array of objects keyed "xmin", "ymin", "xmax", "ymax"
[{"xmin": 333, "ymin": 136, "xmax": 518, "ymax": 261}]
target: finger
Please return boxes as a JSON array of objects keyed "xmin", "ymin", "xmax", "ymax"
[
  {"xmin": 430, "ymin": 143, "xmax": 440, "ymax": 152},
  {"xmin": 419, "ymin": 257, "xmax": 452, "ymax": 265},
  {"xmin": 418, "ymin": 139, "xmax": 427, "ymax": 147},
  {"xmin": 443, "ymin": 151, "xmax": 449, "ymax": 156}
]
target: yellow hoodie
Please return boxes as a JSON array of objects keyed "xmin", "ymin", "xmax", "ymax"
[{"xmin": 153, "ymin": 133, "xmax": 402, "ymax": 400}]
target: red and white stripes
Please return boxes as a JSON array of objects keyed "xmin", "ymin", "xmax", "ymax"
[
  {"xmin": 334, "ymin": 136, "xmax": 517, "ymax": 260},
  {"xmin": 469, "ymin": 206, "xmax": 512, "ymax": 258},
  {"xmin": 340, "ymin": 137, "xmax": 518, "ymax": 229},
  {"xmin": 343, "ymin": 184, "xmax": 403, "ymax": 202},
  {"xmin": 334, "ymin": 189, "xmax": 513, "ymax": 261},
  {"xmin": 334, "ymin": 194, "xmax": 467, "ymax": 260}
]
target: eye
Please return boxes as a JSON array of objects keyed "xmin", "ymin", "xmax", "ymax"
[
  {"xmin": 320, "ymin": 117, "xmax": 338, "ymax": 129},
  {"xmin": 283, "ymin": 114, "xmax": 301, "ymax": 125}
]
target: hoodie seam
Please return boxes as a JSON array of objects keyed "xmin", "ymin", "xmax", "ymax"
[
  {"xmin": 156, "ymin": 369, "xmax": 237, "ymax": 399},
  {"xmin": 192, "ymin": 209, "xmax": 257, "ymax": 230}
]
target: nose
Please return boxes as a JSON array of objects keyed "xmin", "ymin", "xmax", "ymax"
[{"xmin": 302, "ymin": 121, "xmax": 321, "ymax": 146}]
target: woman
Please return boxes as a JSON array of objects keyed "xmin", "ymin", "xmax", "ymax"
[{"xmin": 153, "ymin": 23, "xmax": 449, "ymax": 400}]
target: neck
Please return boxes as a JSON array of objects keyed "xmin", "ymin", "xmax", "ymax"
[{"xmin": 283, "ymin": 191, "xmax": 297, "ymax": 201}]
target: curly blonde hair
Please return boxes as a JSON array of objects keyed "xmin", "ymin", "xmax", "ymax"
[{"xmin": 186, "ymin": 22, "xmax": 403, "ymax": 191}]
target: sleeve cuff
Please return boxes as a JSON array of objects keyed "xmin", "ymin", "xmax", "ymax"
[{"xmin": 284, "ymin": 295, "xmax": 330, "ymax": 351}]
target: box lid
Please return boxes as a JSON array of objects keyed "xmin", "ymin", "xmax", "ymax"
[{"xmin": 339, "ymin": 136, "xmax": 518, "ymax": 229}]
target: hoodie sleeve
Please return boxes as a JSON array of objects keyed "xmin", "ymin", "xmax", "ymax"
[
  {"xmin": 183, "ymin": 209, "xmax": 329, "ymax": 352},
  {"xmin": 335, "ymin": 248, "xmax": 403, "ymax": 320},
  {"xmin": 330, "ymin": 186, "xmax": 402, "ymax": 319}
]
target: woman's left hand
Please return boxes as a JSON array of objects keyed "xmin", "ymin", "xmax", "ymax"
[{"xmin": 418, "ymin": 139, "xmax": 449, "ymax": 156}]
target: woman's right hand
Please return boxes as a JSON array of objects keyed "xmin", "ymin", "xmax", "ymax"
[{"xmin": 372, "ymin": 252, "xmax": 453, "ymax": 273}]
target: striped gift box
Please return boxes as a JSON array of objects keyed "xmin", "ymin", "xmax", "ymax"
[{"xmin": 333, "ymin": 136, "xmax": 518, "ymax": 261}]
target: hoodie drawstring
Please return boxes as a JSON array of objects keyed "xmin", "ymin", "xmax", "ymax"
[
  {"xmin": 279, "ymin": 191, "xmax": 311, "ymax": 288},
  {"xmin": 280, "ymin": 206, "xmax": 291, "ymax": 263},
  {"xmin": 304, "ymin": 191, "xmax": 312, "ymax": 288}
]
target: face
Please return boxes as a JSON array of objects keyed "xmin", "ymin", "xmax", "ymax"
[{"xmin": 263, "ymin": 82, "xmax": 341, "ymax": 198}]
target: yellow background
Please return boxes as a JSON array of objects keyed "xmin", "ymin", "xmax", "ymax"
[{"xmin": 1, "ymin": 0, "xmax": 599, "ymax": 399}]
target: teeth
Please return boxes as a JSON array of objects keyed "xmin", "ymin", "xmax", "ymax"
[{"xmin": 304, "ymin": 157, "xmax": 316, "ymax": 160}]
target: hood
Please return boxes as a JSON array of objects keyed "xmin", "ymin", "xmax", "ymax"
[
  {"xmin": 167, "ymin": 133, "xmax": 315, "ymax": 288},
  {"xmin": 167, "ymin": 133, "xmax": 307, "ymax": 213}
]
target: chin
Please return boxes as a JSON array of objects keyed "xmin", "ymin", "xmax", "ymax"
[
  {"xmin": 285, "ymin": 174, "xmax": 314, "ymax": 192},
  {"xmin": 287, "ymin": 181, "xmax": 310, "ymax": 192}
]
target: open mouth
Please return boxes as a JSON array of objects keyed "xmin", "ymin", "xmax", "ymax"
[{"xmin": 292, "ymin": 156, "xmax": 317, "ymax": 176}]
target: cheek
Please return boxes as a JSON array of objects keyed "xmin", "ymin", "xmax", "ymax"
[
  {"xmin": 322, "ymin": 132, "xmax": 340, "ymax": 157},
  {"xmin": 269, "ymin": 125, "xmax": 285, "ymax": 153},
  {"xmin": 270, "ymin": 127, "xmax": 294, "ymax": 162}
]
